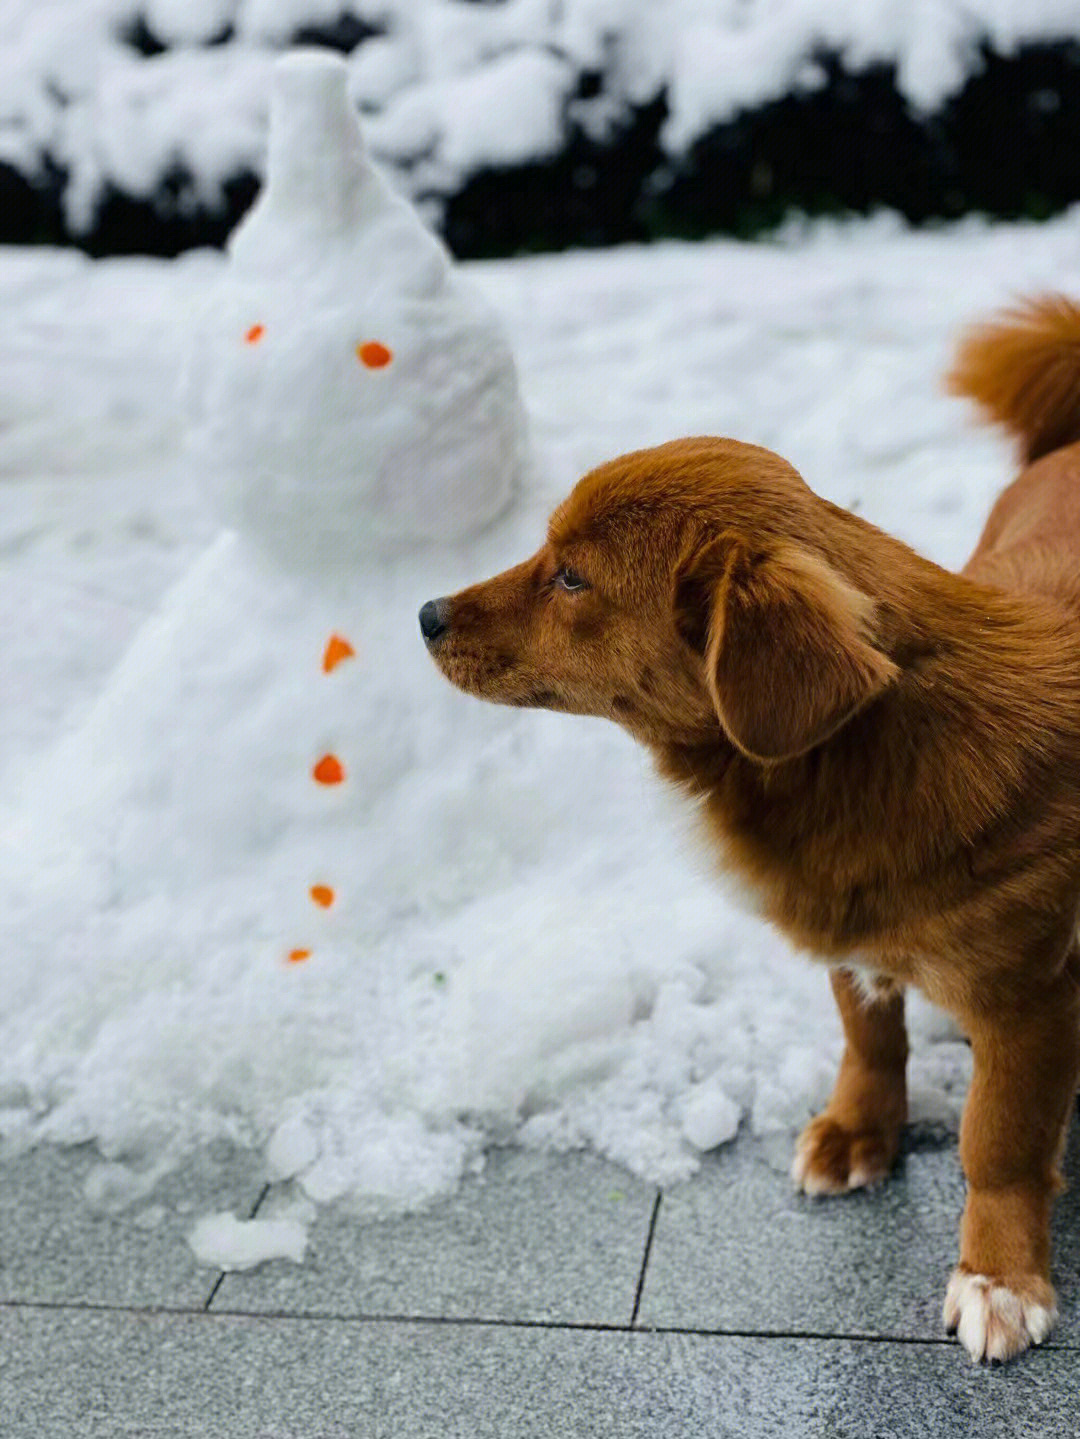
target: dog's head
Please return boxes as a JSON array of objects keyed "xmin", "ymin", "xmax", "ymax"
[{"xmin": 421, "ymin": 437, "xmax": 898, "ymax": 761}]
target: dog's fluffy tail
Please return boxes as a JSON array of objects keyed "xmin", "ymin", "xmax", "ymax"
[{"xmin": 947, "ymin": 295, "xmax": 1080, "ymax": 464}]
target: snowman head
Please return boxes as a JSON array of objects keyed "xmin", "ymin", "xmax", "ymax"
[{"xmin": 186, "ymin": 51, "xmax": 526, "ymax": 568}]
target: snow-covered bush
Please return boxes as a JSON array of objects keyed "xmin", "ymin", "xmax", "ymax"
[{"xmin": 3, "ymin": 1, "xmax": 1080, "ymax": 255}]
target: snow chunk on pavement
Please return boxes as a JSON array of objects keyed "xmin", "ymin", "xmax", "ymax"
[
  {"xmin": 678, "ymin": 1081, "xmax": 742, "ymax": 1153},
  {"xmin": 188, "ymin": 1210, "xmax": 309, "ymax": 1270}
]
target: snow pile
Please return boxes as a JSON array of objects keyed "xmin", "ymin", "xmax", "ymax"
[
  {"xmin": 3, "ymin": 1, "xmax": 1080, "ymax": 236},
  {"xmin": 11, "ymin": 182, "xmax": 1080, "ymax": 1240}
]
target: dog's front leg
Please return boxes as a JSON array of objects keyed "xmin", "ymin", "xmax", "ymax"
[
  {"xmin": 791, "ymin": 967, "xmax": 908, "ymax": 1194},
  {"xmin": 944, "ymin": 969, "xmax": 1080, "ymax": 1363}
]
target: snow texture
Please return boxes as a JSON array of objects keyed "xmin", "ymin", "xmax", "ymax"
[
  {"xmin": 2, "ymin": 1, "xmax": 1080, "ymax": 233},
  {"xmin": 8, "ymin": 158, "xmax": 1080, "ymax": 1239}
]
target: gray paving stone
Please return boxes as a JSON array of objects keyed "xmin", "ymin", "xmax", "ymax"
[
  {"xmin": 638, "ymin": 1123, "xmax": 1080, "ymax": 1344},
  {"xmin": 0, "ymin": 1141, "xmax": 266, "ymax": 1309},
  {"xmin": 4, "ymin": 1304, "xmax": 1079, "ymax": 1438},
  {"xmin": 213, "ymin": 1147, "xmax": 656, "ymax": 1326}
]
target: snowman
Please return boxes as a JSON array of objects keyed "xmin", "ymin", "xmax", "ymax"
[{"xmin": 0, "ymin": 51, "xmax": 537, "ymax": 1172}]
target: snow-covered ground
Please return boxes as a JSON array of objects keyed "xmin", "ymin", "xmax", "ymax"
[{"xmin": 5, "ymin": 207, "xmax": 1080, "ymax": 1253}]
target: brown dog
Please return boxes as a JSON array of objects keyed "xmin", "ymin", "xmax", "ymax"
[{"xmin": 420, "ymin": 297, "xmax": 1080, "ymax": 1363}]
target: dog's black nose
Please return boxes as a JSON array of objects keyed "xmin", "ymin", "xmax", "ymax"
[{"xmin": 419, "ymin": 598, "xmax": 448, "ymax": 642}]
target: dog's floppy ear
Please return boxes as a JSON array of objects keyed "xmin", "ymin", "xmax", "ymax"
[{"xmin": 677, "ymin": 533, "xmax": 898, "ymax": 761}]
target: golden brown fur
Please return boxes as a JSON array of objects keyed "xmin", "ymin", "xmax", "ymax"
[{"xmin": 421, "ymin": 300, "xmax": 1080, "ymax": 1363}]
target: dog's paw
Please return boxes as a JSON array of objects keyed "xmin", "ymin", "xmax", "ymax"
[
  {"xmin": 942, "ymin": 1268, "xmax": 1057, "ymax": 1363},
  {"xmin": 790, "ymin": 1113, "xmax": 899, "ymax": 1196}
]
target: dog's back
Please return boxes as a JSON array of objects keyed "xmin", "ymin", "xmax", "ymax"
[{"xmin": 950, "ymin": 297, "xmax": 1080, "ymax": 611}]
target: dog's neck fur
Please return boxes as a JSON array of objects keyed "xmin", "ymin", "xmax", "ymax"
[{"xmin": 651, "ymin": 548, "xmax": 1080, "ymax": 973}]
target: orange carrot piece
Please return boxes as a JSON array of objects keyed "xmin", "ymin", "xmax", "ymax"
[
  {"xmin": 313, "ymin": 754, "xmax": 345, "ymax": 785},
  {"xmin": 356, "ymin": 340, "xmax": 392, "ymax": 368},
  {"xmin": 322, "ymin": 634, "xmax": 355, "ymax": 673}
]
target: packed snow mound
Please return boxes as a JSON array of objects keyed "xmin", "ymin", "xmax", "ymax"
[
  {"xmin": 186, "ymin": 52, "xmax": 525, "ymax": 562},
  {"xmin": 0, "ymin": 45, "xmax": 548, "ymax": 1217},
  {"xmin": 3, "ymin": 1, "xmax": 1080, "ymax": 240}
]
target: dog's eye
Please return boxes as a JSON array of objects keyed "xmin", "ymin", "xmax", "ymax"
[{"xmin": 554, "ymin": 567, "xmax": 588, "ymax": 592}]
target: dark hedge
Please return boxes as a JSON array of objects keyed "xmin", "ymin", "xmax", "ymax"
[{"xmin": 10, "ymin": 40, "xmax": 1080, "ymax": 258}]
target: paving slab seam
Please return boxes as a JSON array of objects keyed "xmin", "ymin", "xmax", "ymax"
[
  {"xmin": 629, "ymin": 1192, "xmax": 662, "ymax": 1327},
  {"xmin": 154, "ymin": 1311, "xmax": 1080, "ymax": 1351},
  {"xmin": 5, "ymin": 1297, "xmax": 1079, "ymax": 1352}
]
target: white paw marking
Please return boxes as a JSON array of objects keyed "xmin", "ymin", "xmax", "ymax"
[
  {"xmin": 942, "ymin": 1270, "xmax": 1057, "ymax": 1363},
  {"xmin": 790, "ymin": 1128, "xmax": 881, "ymax": 1196},
  {"xmin": 790, "ymin": 1133, "xmax": 833, "ymax": 1195},
  {"xmin": 840, "ymin": 962, "xmax": 899, "ymax": 1006},
  {"xmin": 845, "ymin": 1165, "xmax": 874, "ymax": 1191}
]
